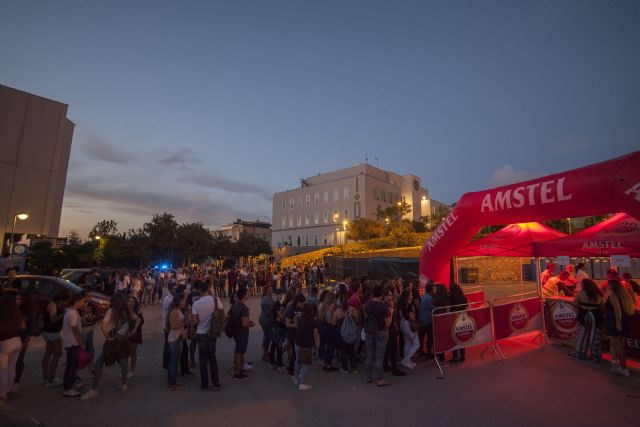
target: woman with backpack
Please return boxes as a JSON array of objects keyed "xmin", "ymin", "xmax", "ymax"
[
  {"xmin": 81, "ymin": 293, "xmax": 141, "ymax": 399},
  {"xmin": 335, "ymin": 293, "xmax": 358, "ymax": 374}
]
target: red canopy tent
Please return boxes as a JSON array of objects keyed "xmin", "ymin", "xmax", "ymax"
[
  {"xmin": 537, "ymin": 213, "xmax": 640, "ymax": 257},
  {"xmin": 456, "ymin": 222, "xmax": 567, "ymax": 257}
]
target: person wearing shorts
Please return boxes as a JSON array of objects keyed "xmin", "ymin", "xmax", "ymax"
[{"xmin": 231, "ymin": 288, "xmax": 254, "ymax": 380}]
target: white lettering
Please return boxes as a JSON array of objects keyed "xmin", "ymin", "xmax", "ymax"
[
  {"xmin": 494, "ymin": 190, "xmax": 512, "ymax": 210},
  {"xmin": 481, "ymin": 194, "xmax": 493, "ymax": 213},
  {"xmin": 512, "ymin": 187, "xmax": 525, "ymax": 208},
  {"xmin": 526, "ymin": 183, "xmax": 540, "ymax": 206},
  {"xmin": 557, "ymin": 177, "xmax": 572, "ymax": 201},
  {"xmin": 540, "ymin": 181, "xmax": 555, "ymax": 204}
]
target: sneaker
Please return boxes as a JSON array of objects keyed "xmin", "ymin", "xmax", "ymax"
[
  {"xmin": 170, "ymin": 384, "xmax": 185, "ymax": 391},
  {"xmin": 298, "ymin": 384, "xmax": 312, "ymax": 391},
  {"xmin": 292, "ymin": 375, "xmax": 299, "ymax": 385},
  {"xmin": 73, "ymin": 381, "xmax": 85, "ymax": 390},
  {"xmin": 233, "ymin": 374, "xmax": 249, "ymax": 380},
  {"xmin": 118, "ymin": 384, "xmax": 128, "ymax": 392},
  {"xmin": 243, "ymin": 363, "xmax": 253, "ymax": 371},
  {"xmin": 351, "ymin": 369, "xmax": 359, "ymax": 374},
  {"xmin": 80, "ymin": 389, "xmax": 98, "ymax": 400},
  {"xmin": 46, "ymin": 378, "xmax": 63, "ymax": 388},
  {"xmin": 182, "ymin": 371, "xmax": 195, "ymax": 378},
  {"xmin": 339, "ymin": 369, "xmax": 349, "ymax": 375},
  {"xmin": 277, "ymin": 366, "xmax": 286, "ymax": 372},
  {"xmin": 62, "ymin": 389, "xmax": 80, "ymax": 397},
  {"xmin": 400, "ymin": 360, "xmax": 415, "ymax": 370}
]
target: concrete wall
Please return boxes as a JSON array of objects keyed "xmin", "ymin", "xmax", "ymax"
[{"xmin": 0, "ymin": 84, "xmax": 74, "ymax": 251}]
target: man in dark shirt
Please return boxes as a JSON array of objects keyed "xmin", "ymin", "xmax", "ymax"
[
  {"xmin": 231, "ymin": 288, "xmax": 254, "ymax": 379},
  {"xmin": 364, "ymin": 285, "xmax": 392, "ymax": 387},
  {"xmin": 227, "ymin": 269, "xmax": 238, "ymax": 300}
]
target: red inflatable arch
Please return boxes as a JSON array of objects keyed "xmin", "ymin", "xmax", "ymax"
[{"xmin": 420, "ymin": 151, "xmax": 640, "ymax": 285}]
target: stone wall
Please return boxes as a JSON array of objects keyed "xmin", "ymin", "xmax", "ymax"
[{"xmin": 457, "ymin": 257, "xmax": 533, "ymax": 282}]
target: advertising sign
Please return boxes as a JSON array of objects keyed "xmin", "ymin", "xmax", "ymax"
[
  {"xmin": 492, "ymin": 297, "xmax": 543, "ymax": 341},
  {"xmin": 433, "ymin": 305, "xmax": 493, "ymax": 353},
  {"xmin": 544, "ymin": 298, "xmax": 579, "ymax": 341},
  {"xmin": 610, "ymin": 255, "xmax": 630, "ymax": 267}
]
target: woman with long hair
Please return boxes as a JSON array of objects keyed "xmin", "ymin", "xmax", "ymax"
[
  {"xmin": 42, "ymin": 289, "xmax": 71, "ymax": 388},
  {"xmin": 293, "ymin": 303, "xmax": 318, "ymax": 391},
  {"xmin": 398, "ymin": 290, "xmax": 419, "ymax": 370},
  {"xmin": 568, "ymin": 279, "xmax": 604, "ymax": 362},
  {"xmin": 0, "ymin": 295, "xmax": 25, "ymax": 401},
  {"xmin": 166, "ymin": 294, "xmax": 186, "ymax": 390},
  {"xmin": 605, "ymin": 279, "xmax": 635, "ymax": 376},
  {"xmin": 81, "ymin": 293, "xmax": 140, "ymax": 399},
  {"xmin": 433, "ymin": 283, "xmax": 450, "ymax": 363},
  {"xmin": 319, "ymin": 292, "xmax": 338, "ymax": 371},
  {"xmin": 128, "ymin": 296, "xmax": 144, "ymax": 377},
  {"xmin": 449, "ymin": 284, "xmax": 468, "ymax": 363},
  {"xmin": 335, "ymin": 292, "xmax": 358, "ymax": 374}
]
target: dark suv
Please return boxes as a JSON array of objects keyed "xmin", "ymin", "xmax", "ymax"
[{"xmin": 0, "ymin": 275, "xmax": 111, "ymax": 319}]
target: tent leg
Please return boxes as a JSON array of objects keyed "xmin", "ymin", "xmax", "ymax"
[{"xmin": 434, "ymin": 357, "xmax": 445, "ymax": 376}]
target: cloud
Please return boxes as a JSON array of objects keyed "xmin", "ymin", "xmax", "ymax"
[
  {"xmin": 490, "ymin": 165, "xmax": 538, "ymax": 187},
  {"xmin": 177, "ymin": 171, "xmax": 273, "ymax": 200},
  {"xmin": 156, "ymin": 148, "xmax": 203, "ymax": 167},
  {"xmin": 81, "ymin": 137, "xmax": 131, "ymax": 164}
]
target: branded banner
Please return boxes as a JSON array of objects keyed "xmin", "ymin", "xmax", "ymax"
[
  {"xmin": 493, "ymin": 297, "xmax": 543, "ymax": 341},
  {"xmin": 544, "ymin": 298, "xmax": 579, "ymax": 341},
  {"xmin": 433, "ymin": 305, "xmax": 493, "ymax": 353},
  {"xmin": 465, "ymin": 290, "xmax": 485, "ymax": 309}
]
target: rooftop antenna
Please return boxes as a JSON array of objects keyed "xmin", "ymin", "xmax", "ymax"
[
  {"xmin": 374, "ymin": 157, "xmax": 379, "ymax": 168},
  {"xmin": 365, "ymin": 153, "xmax": 368, "ymax": 164}
]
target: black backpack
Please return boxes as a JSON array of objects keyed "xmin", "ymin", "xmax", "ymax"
[{"xmin": 223, "ymin": 308, "xmax": 235, "ymax": 338}]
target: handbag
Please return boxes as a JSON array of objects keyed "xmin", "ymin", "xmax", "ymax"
[
  {"xmin": 298, "ymin": 347, "xmax": 313, "ymax": 365},
  {"xmin": 208, "ymin": 297, "xmax": 226, "ymax": 339},
  {"xmin": 77, "ymin": 347, "xmax": 90, "ymax": 369}
]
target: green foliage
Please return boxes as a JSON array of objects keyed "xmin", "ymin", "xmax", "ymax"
[
  {"xmin": 232, "ymin": 232, "xmax": 272, "ymax": 258},
  {"xmin": 88, "ymin": 219, "xmax": 118, "ymax": 240},
  {"xmin": 347, "ymin": 218, "xmax": 385, "ymax": 241}
]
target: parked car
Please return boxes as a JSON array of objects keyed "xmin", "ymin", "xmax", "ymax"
[
  {"xmin": 60, "ymin": 268, "xmax": 116, "ymax": 294},
  {"xmin": 0, "ymin": 275, "xmax": 111, "ymax": 319}
]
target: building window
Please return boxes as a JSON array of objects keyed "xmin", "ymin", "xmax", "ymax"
[
  {"xmin": 314, "ymin": 193, "xmax": 319, "ymax": 205},
  {"xmin": 344, "ymin": 209, "xmax": 348, "ymax": 220},
  {"xmin": 314, "ymin": 234, "xmax": 318, "ymax": 245},
  {"xmin": 323, "ymin": 234, "xmax": 328, "ymax": 245},
  {"xmin": 333, "ymin": 209, "xmax": 338, "ymax": 221},
  {"xmin": 356, "ymin": 177, "xmax": 359, "ymax": 193},
  {"xmin": 290, "ymin": 198, "xmax": 294, "ymax": 209},
  {"xmin": 382, "ymin": 190, "xmax": 387, "ymax": 203},
  {"xmin": 314, "ymin": 212, "xmax": 319, "ymax": 224},
  {"xmin": 344, "ymin": 186, "xmax": 349, "ymax": 201},
  {"xmin": 282, "ymin": 199, "xmax": 286, "ymax": 210},
  {"xmin": 305, "ymin": 235, "xmax": 309, "ymax": 245},
  {"xmin": 297, "ymin": 215, "xmax": 302, "ymax": 226},
  {"xmin": 297, "ymin": 236, "xmax": 301, "ymax": 246},
  {"xmin": 333, "ymin": 189, "xmax": 339, "ymax": 202},
  {"xmin": 297, "ymin": 197, "xmax": 302, "ymax": 208},
  {"xmin": 281, "ymin": 218, "xmax": 286, "ymax": 228},
  {"xmin": 306, "ymin": 195, "xmax": 311, "ymax": 206},
  {"xmin": 305, "ymin": 213, "xmax": 310, "ymax": 225},
  {"xmin": 374, "ymin": 187, "xmax": 380, "ymax": 201},
  {"xmin": 323, "ymin": 211, "xmax": 329, "ymax": 223},
  {"xmin": 323, "ymin": 191, "xmax": 329, "ymax": 203},
  {"xmin": 388, "ymin": 191, "xmax": 393, "ymax": 203},
  {"xmin": 289, "ymin": 216, "xmax": 293, "ymax": 227},
  {"xmin": 354, "ymin": 202, "xmax": 361, "ymax": 218},
  {"xmin": 288, "ymin": 235, "xmax": 292, "ymax": 245}
]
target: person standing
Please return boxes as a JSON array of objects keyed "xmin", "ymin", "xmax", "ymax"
[
  {"xmin": 80, "ymin": 292, "xmax": 96, "ymax": 376},
  {"xmin": 12, "ymin": 292, "xmax": 37, "ymax": 393},
  {"xmin": 448, "ymin": 284, "xmax": 468, "ymax": 363},
  {"xmin": 162, "ymin": 284, "xmax": 175, "ymax": 369},
  {"xmin": 231, "ymin": 288, "xmax": 255, "ymax": 380},
  {"xmin": 259, "ymin": 286, "xmax": 275, "ymax": 362},
  {"xmin": 42, "ymin": 289, "xmax": 70, "ymax": 388},
  {"xmin": 286, "ymin": 294, "xmax": 306, "ymax": 376},
  {"xmin": 418, "ymin": 282, "xmax": 435, "ymax": 358},
  {"xmin": 190, "ymin": 281, "xmax": 222, "ymax": 390},
  {"xmin": 364, "ymin": 285, "xmax": 393, "ymax": 387},
  {"xmin": 605, "ymin": 279, "xmax": 635, "ymax": 377},
  {"xmin": 540, "ymin": 262, "xmax": 556, "ymax": 287},
  {"xmin": 0, "ymin": 296, "xmax": 24, "ymax": 402},
  {"xmin": 164, "ymin": 294, "xmax": 187, "ymax": 391},
  {"xmin": 227, "ymin": 269, "xmax": 238, "ymax": 300},
  {"xmin": 62, "ymin": 293, "xmax": 86, "ymax": 397},
  {"xmin": 270, "ymin": 289, "xmax": 286, "ymax": 370},
  {"xmin": 128, "ymin": 296, "xmax": 144, "ymax": 378},
  {"xmin": 398, "ymin": 290, "xmax": 419, "ymax": 370},
  {"xmin": 81, "ymin": 294, "xmax": 140, "ymax": 399},
  {"xmin": 575, "ymin": 263, "xmax": 590, "ymax": 293},
  {"xmin": 568, "ymin": 279, "xmax": 604, "ymax": 362},
  {"xmin": 433, "ymin": 283, "xmax": 450, "ymax": 363},
  {"xmin": 293, "ymin": 303, "xmax": 318, "ymax": 391}
]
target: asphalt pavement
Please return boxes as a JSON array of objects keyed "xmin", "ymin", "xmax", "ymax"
[{"xmin": 4, "ymin": 292, "xmax": 640, "ymax": 427}]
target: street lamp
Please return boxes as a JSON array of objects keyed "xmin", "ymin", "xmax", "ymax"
[
  {"xmin": 9, "ymin": 212, "xmax": 29, "ymax": 259},
  {"xmin": 333, "ymin": 213, "xmax": 339, "ymax": 244},
  {"xmin": 94, "ymin": 235, "xmax": 101, "ymax": 240}
]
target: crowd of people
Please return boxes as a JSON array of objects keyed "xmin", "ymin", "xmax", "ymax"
[
  {"xmin": 541, "ymin": 262, "xmax": 639, "ymax": 377},
  {"xmin": 1, "ymin": 261, "xmax": 638, "ymax": 403}
]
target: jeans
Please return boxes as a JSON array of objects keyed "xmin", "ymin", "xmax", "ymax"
[
  {"xmin": 91, "ymin": 348, "xmax": 128, "ymax": 391},
  {"xmin": 63, "ymin": 346, "xmax": 79, "ymax": 391},
  {"xmin": 340, "ymin": 339, "xmax": 357, "ymax": 371},
  {"xmin": 260, "ymin": 320, "xmax": 273, "ymax": 352},
  {"xmin": 419, "ymin": 324, "xmax": 434, "ymax": 355},
  {"xmin": 365, "ymin": 331, "xmax": 388, "ymax": 381},
  {"xmin": 168, "ymin": 338, "xmax": 182, "ymax": 386},
  {"xmin": 15, "ymin": 343, "xmax": 28, "ymax": 384},
  {"xmin": 84, "ymin": 329, "xmax": 95, "ymax": 372},
  {"xmin": 384, "ymin": 327, "xmax": 399, "ymax": 370},
  {"xmin": 163, "ymin": 330, "xmax": 170, "ymax": 368},
  {"xmin": 293, "ymin": 345, "xmax": 312, "ymax": 384},
  {"xmin": 0, "ymin": 337, "xmax": 22, "ymax": 399},
  {"xmin": 196, "ymin": 335, "xmax": 219, "ymax": 388},
  {"xmin": 287, "ymin": 336, "xmax": 296, "ymax": 375},
  {"xmin": 323, "ymin": 324, "xmax": 337, "ymax": 367}
]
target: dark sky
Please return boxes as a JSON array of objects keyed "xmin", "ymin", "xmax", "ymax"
[{"xmin": 1, "ymin": 0, "xmax": 638, "ymax": 238}]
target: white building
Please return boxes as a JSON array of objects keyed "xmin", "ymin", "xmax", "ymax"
[
  {"xmin": 211, "ymin": 219, "xmax": 272, "ymax": 245},
  {"xmin": 272, "ymin": 163, "xmax": 435, "ymax": 249}
]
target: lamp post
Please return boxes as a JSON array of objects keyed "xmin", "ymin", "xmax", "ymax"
[
  {"xmin": 9, "ymin": 212, "xmax": 29, "ymax": 259},
  {"xmin": 333, "ymin": 213, "xmax": 339, "ymax": 245},
  {"xmin": 342, "ymin": 220, "xmax": 348, "ymax": 259}
]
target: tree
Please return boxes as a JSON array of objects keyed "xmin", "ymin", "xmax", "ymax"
[
  {"xmin": 143, "ymin": 213, "xmax": 178, "ymax": 265},
  {"xmin": 67, "ymin": 230, "xmax": 82, "ymax": 245},
  {"xmin": 88, "ymin": 219, "xmax": 118, "ymax": 240},
  {"xmin": 347, "ymin": 218, "xmax": 385, "ymax": 241},
  {"xmin": 376, "ymin": 202, "xmax": 412, "ymax": 222},
  {"xmin": 232, "ymin": 232, "xmax": 272, "ymax": 258},
  {"xmin": 176, "ymin": 222, "xmax": 213, "ymax": 266}
]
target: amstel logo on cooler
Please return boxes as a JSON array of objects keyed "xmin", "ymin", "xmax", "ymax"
[
  {"xmin": 509, "ymin": 303, "xmax": 529, "ymax": 332},
  {"xmin": 451, "ymin": 312, "xmax": 477, "ymax": 346},
  {"xmin": 552, "ymin": 301, "xmax": 578, "ymax": 333}
]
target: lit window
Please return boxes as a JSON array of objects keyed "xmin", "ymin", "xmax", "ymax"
[
  {"xmin": 297, "ymin": 197, "xmax": 302, "ymax": 208},
  {"xmin": 281, "ymin": 218, "xmax": 286, "ymax": 227},
  {"xmin": 305, "ymin": 213, "xmax": 310, "ymax": 225},
  {"xmin": 323, "ymin": 211, "xmax": 329, "ymax": 223},
  {"xmin": 289, "ymin": 216, "xmax": 293, "ymax": 227}
]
